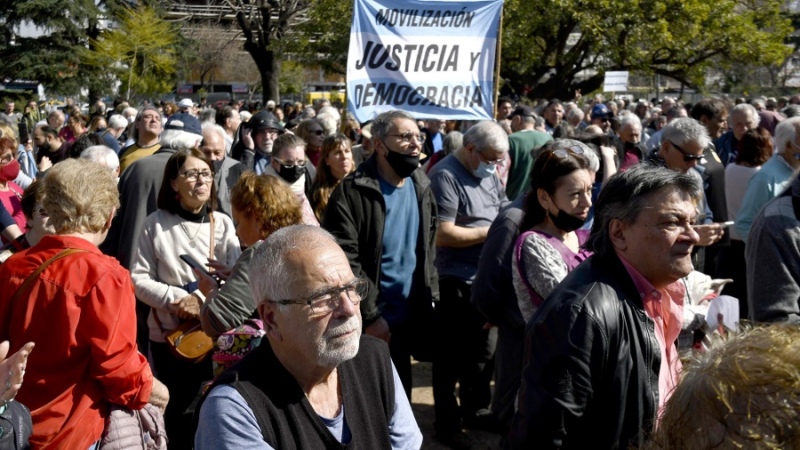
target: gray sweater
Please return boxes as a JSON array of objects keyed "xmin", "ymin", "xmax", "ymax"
[
  {"xmin": 200, "ymin": 242, "xmax": 261, "ymax": 337},
  {"xmin": 746, "ymin": 176, "xmax": 800, "ymax": 324}
]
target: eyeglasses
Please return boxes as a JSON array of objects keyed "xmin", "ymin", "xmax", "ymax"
[
  {"xmin": 267, "ymin": 278, "xmax": 368, "ymax": 316},
  {"xmin": 272, "ymin": 156, "xmax": 308, "ymax": 168},
  {"xmin": 476, "ymin": 150, "xmax": 506, "ymax": 166},
  {"xmin": 668, "ymin": 141, "xmax": 704, "ymax": 162},
  {"xmin": 388, "ymin": 132, "xmax": 426, "ymax": 144},
  {"xmin": 180, "ymin": 170, "xmax": 213, "ymax": 181}
]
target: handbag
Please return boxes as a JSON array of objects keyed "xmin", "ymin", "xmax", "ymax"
[
  {"xmin": 100, "ymin": 404, "xmax": 167, "ymax": 450},
  {"xmin": 152, "ymin": 213, "xmax": 216, "ymax": 363}
]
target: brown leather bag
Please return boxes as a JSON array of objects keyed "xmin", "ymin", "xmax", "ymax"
[{"xmin": 152, "ymin": 213, "xmax": 216, "ymax": 363}]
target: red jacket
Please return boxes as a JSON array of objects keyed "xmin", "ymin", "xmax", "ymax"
[{"xmin": 0, "ymin": 235, "xmax": 152, "ymax": 449}]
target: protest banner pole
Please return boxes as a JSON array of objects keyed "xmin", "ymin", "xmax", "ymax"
[{"xmin": 493, "ymin": 5, "xmax": 504, "ymax": 119}]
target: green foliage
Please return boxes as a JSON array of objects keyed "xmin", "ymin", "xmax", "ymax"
[
  {"xmin": 287, "ymin": 0, "xmax": 352, "ymax": 73},
  {"xmin": 501, "ymin": 0, "xmax": 792, "ymax": 99},
  {"xmin": 279, "ymin": 60, "xmax": 304, "ymax": 95},
  {"xmin": 0, "ymin": 0, "xmax": 101, "ymax": 95},
  {"xmin": 82, "ymin": 7, "xmax": 179, "ymax": 99}
]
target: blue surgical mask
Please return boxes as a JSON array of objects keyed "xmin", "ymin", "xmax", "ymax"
[{"xmin": 473, "ymin": 160, "xmax": 496, "ymax": 178}]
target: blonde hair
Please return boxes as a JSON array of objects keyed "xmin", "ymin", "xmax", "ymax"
[
  {"xmin": 44, "ymin": 159, "xmax": 119, "ymax": 234},
  {"xmin": 230, "ymin": 172, "xmax": 303, "ymax": 239},
  {"xmin": 645, "ymin": 324, "xmax": 800, "ymax": 449},
  {"xmin": 0, "ymin": 123, "xmax": 17, "ymax": 149}
]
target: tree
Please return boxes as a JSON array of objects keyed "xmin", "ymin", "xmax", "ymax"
[
  {"xmin": 0, "ymin": 0, "xmax": 102, "ymax": 96},
  {"xmin": 292, "ymin": 0, "xmax": 791, "ymax": 101},
  {"xmin": 179, "ymin": 24, "xmax": 242, "ymax": 92},
  {"xmin": 82, "ymin": 6, "xmax": 179, "ymax": 100},
  {"xmin": 500, "ymin": 0, "xmax": 792, "ymax": 99},
  {"xmin": 223, "ymin": 0, "xmax": 311, "ymax": 103}
]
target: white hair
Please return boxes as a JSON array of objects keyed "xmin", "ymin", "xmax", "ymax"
[
  {"xmin": 160, "ymin": 129, "xmax": 202, "ymax": 151},
  {"xmin": 730, "ymin": 103, "xmax": 760, "ymax": 129},
  {"xmin": 662, "ymin": 117, "xmax": 711, "ymax": 149},
  {"xmin": 617, "ymin": 111, "xmax": 642, "ymax": 132},
  {"xmin": 108, "ymin": 114, "xmax": 128, "ymax": 130},
  {"xmin": 80, "ymin": 145, "xmax": 119, "ymax": 171},
  {"xmin": 201, "ymin": 123, "xmax": 227, "ymax": 143},
  {"xmin": 774, "ymin": 117, "xmax": 800, "ymax": 153},
  {"xmin": 239, "ymin": 110, "xmax": 252, "ymax": 122},
  {"xmin": 318, "ymin": 106, "xmax": 341, "ymax": 122},
  {"xmin": 316, "ymin": 112, "xmax": 338, "ymax": 136},
  {"xmin": 463, "ymin": 121, "xmax": 510, "ymax": 153}
]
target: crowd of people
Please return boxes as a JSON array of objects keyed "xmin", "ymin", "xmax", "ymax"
[{"xmin": 0, "ymin": 90, "xmax": 799, "ymax": 449}]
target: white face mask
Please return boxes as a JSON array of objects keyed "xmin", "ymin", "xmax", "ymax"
[{"xmin": 473, "ymin": 160, "xmax": 496, "ymax": 178}]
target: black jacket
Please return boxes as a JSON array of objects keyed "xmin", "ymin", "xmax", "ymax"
[
  {"xmin": 322, "ymin": 155, "xmax": 439, "ymax": 328},
  {"xmin": 507, "ymin": 252, "xmax": 660, "ymax": 449}
]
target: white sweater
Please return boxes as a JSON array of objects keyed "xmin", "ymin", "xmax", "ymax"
[{"xmin": 131, "ymin": 209, "xmax": 241, "ymax": 342}]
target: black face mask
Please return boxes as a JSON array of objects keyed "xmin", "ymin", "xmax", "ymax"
[
  {"xmin": 278, "ymin": 164, "xmax": 305, "ymax": 183},
  {"xmin": 548, "ymin": 209, "xmax": 586, "ymax": 232},
  {"xmin": 383, "ymin": 144, "xmax": 419, "ymax": 178}
]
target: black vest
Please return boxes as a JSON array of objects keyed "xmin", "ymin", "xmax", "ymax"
[{"xmin": 199, "ymin": 335, "xmax": 395, "ymax": 449}]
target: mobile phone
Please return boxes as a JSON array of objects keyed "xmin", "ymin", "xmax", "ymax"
[
  {"xmin": 180, "ymin": 254, "xmax": 211, "ymax": 277},
  {"xmin": 720, "ymin": 221, "xmax": 735, "ymax": 228}
]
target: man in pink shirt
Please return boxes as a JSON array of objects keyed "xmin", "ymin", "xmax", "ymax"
[{"xmin": 507, "ymin": 164, "xmax": 702, "ymax": 449}]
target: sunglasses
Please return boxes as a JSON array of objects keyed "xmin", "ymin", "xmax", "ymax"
[
  {"xmin": 311, "ymin": 129, "xmax": 324, "ymax": 136},
  {"xmin": 668, "ymin": 141, "xmax": 704, "ymax": 162},
  {"xmin": 541, "ymin": 145, "xmax": 585, "ymax": 171}
]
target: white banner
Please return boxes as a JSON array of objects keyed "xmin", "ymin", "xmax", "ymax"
[
  {"xmin": 347, "ymin": 0, "xmax": 504, "ymax": 122},
  {"xmin": 603, "ymin": 71, "xmax": 629, "ymax": 92}
]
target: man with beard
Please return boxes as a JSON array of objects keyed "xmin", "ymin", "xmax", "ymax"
[
  {"xmin": 32, "ymin": 124, "xmax": 67, "ymax": 173},
  {"xmin": 231, "ymin": 111, "xmax": 283, "ymax": 174},
  {"xmin": 194, "ymin": 225, "xmax": 422, "ymax": 449},
  {"xmin": 201, "ymin": 124, "xmax": 246, "ymax": 217},
  {"xmin": 322, "ymin": 110, "xmax": 439, "ymax": 403}
]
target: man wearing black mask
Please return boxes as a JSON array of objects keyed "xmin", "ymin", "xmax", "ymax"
[
  {"xmin": 263, "ymin": 133, "xmax": 318, "ymax": 224},
  {"xmin": 615, "ymin": 113, "xmax": 648, "ymax": 171},
  {"xmin": 322, "ymin": 109, "xmax": 439, "ymax": 402}
]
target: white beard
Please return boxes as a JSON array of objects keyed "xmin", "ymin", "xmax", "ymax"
[{"xmin": 317, "ymin": 314, "xmax": 362, "ymax": 367}]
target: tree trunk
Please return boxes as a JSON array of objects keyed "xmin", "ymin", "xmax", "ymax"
[{"xmin": 267, "ymin": 51, "xmax": 280, "ymax": 104}]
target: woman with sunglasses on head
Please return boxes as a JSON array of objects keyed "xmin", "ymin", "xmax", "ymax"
[
  {"xmin": 513, "ymin": 140, "xmax": 595, "ymax": 322},
  {"xmin": 131, "ymin": 148, "xmax": 240, "ymax": 450},
  {"xmin": 311, "ymin": 133, "xmax": 355, "ymax": 222},
  {"xmin": 295, "ymin": 118, "xmax": 326, "ymax": 166}
]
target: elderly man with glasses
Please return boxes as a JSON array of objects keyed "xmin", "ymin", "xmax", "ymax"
[
  {"xmin": 194, "ymin": 225, "xmax": 422, "ymax": 449},
  {"xmin": 427, "ymin": 120, "xmax": 510, "ymax": 447}
]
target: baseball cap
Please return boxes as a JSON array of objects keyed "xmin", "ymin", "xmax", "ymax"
[
  {"xmin": 591, "ymin": 104, "xmax": 612, "ymax": 120},
  {"xmin": 508, "ymin": 105, "xmax": 535, "ymax": 119},
  {"xmin": 164, "ymin": 113, "xmax": 202, "ymax": 137}
]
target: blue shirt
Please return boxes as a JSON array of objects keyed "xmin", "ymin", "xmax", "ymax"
[
  {"xmin": 194, "ymin": 363, "xmax": 423, "ymax": 450},
  {"xmin": 431, "ymin": 132, "xmax": 443, "ymax": 153},
  {"xmin": 378, "ymin": 175, "xmax": 419, "ymax": 326},
  {"xmin": 736, "ymin": 153, "xmax": 796, "ymax": 241}
]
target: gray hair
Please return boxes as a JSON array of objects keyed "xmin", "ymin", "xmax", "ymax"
[
  {"xmin": 249, "ymin": 225, "xmax": 339, "ymax": 306},
  {"xmin": 442, "ymin": 131, "xmax": 463, "ymax": 155},
  {"xmin": 80, "ymin": 145, "xmax": 119, "ymax": 171},
  {"xmin": 201, "ymin": 122, "xmax": 227, "ymax": 143},
  {"xmin": 299, "ymin": 107, "xmax": 316, "ymax": 120},
  {"xmin": 586, "ymin": 164, "xmax": 702, "ymax": 257},
  {"xmin": 617, "ymin": 111, "xmax": 642, "ymax": 132},
  {"xmin": 160, "ymin": 129, "xmax": 202, "ymax": 151},
  {"xmin": 198, "ymin": 108, "xmax": 216, "ymax": 126},
  {"xmin": 463, "ymin": 121, "xmax": 509, "ymax": 154},
  {"xmin": 239, "ymin": 110, "xmax": 252, "ymax": 122},
  {"xmin": 774, "ymin": 117, "xmax": 800, "ymax": 153},
  {"xmin": 316, "ymin": 112, "xmax": 338, "ymax": 136},
  {"xmin": 371, "ymin": 110, "xmax": 416, "ymax": 141},
  {"xmin": 131, "ymin": 106, "xmax": 160, "ymax": 143},
  {"xmin": 318, "ymin": 105, "xmax": 341, "ymax": 122},
  {"xmin": 661, "ymin": 117, "xmax": 711, "ymax": 149},
  {"xmin": 782, "ymin": 105, "xmax": 800, "ymax": 118},
  {"xmin": 730, "ymin": 103, "xmax": 760, "ymax": 129},
  {"xmin": 566, "ymin": 108, "xmax": 584, "ymax": 121},
  {"xmin": 551, "ymin": 139, "xmax": 599, "ymax": 172},
  {"xmin": 108, "ymin": 114, "xmax": 128, "ymax": 130}
]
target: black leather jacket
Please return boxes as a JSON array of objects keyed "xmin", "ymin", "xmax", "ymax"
[{"xmin": 507, "ymin": 252, "xmax": 660, "ymax": 449}]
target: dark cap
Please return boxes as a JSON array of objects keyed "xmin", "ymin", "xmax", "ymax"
[
  {"xmin": 247, "ymin": 111, "xmax": 284, "ymax": 132},
  {"xmin": 164, "ymin": 113, "xmax": 202, "ymax": 137},
  {"xmin": 508, "ymin": 105, "xmax": 535, "ymax": 119},
  {"xmin": 591, "ymin": 104, "xmax": 612, "ymax": 120}
]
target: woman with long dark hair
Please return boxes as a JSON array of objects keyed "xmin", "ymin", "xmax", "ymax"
[
  {"xmin": 513, "ymin": 141, "xmax": 594, "ymax": 322},
  {"xmin": 310, "ymin": 133, "xmax": 355, "ymax": 221}
]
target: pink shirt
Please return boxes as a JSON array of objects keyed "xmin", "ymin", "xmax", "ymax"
[{"xmin": 617, "ymin": 253, "xmax": 684, "ymax": 421}]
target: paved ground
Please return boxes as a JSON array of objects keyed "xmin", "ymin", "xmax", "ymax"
[{"xmin": 410, "ymin": 360, "xmax": 501, "ymax": 450}]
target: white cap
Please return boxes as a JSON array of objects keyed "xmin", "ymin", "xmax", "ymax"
[{"xmin": 178, "ymin": 98, "xmax": 194, "ymax": 109}]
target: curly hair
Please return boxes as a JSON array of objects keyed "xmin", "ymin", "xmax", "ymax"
[
  {"xmin": 311, "ymin": 133, "xmax": 353, "ymax": 221},
  {"xmin": 644, "ymin": 324, "xmax": 800, "ymax": 449},
  {"xmin": 230, "ymin": 172, "xmax": 303, "ymax": 239}
]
